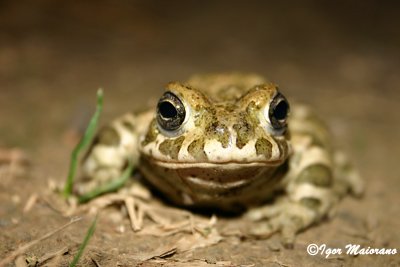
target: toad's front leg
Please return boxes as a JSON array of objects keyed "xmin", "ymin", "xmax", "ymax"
[
  {"xmin": 76, "ymin": 111, "xmax": 151, "ymax": 196},
  {"xmin": 245, "ymin": 136, "xmax": 363, "ymax": 247}
]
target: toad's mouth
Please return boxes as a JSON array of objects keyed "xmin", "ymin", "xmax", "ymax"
[
  {"xmin": 140, "ymin": 156, "xmax": 285, "ymax": 187},
  {"xmin": 145, "ymin": 157, "xmax": 285, "ymax": 169}
]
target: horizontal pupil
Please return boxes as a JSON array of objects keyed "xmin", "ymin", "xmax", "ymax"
[{"xmin": 159, "ymin": 101, "xmax": 177, "ymax": 119}]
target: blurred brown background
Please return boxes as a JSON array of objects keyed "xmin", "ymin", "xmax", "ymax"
[
  {"xmin": 0, "ymin": 1, "xmax": 398, "ymax": 148},
  {"xmin": 1, "ymin": 0, "xmax": 399, "ymax": 182},
  {"xmin": 0, "ymin": 1, "xmax": 399, "ymax": 266}
]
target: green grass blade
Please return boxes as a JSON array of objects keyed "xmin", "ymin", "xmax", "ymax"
[
  {"xmin": 78, "ymin": 160, "xmax": 134, "ymax": 203},
  {"xmin": 69, "ymin": 216, "xmax": 98, "ymax": 267},
  {"xmin": 63, "ymin": 89, "xmax": 104, "ymax": 198}
]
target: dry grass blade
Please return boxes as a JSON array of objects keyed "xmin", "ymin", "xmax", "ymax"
[
  {"xmin": 23, "ymin": 193, "xmax": 39, "ymax": 213},
  {"xmin": 38, "ymin": 246, "xmax": 69, "ymax": 266},
  {"xmin": 130, "ymin": 243, "xmax": 177, "ymax": 261},
  {"xmin": 14, "ymin": 256, "xmax": 27, "ymax": 267},
  {"xmin": 125, "ymin": 196, "xmax": 141, "ymax": 231},
  {"xmin": 0, "ymin": 217, "xmax": 82, "ymax": 266}
]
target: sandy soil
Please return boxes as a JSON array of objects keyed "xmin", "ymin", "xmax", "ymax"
[{"xmin": 0, "ymin": 1, "xmax": 399, "ymax": 266}]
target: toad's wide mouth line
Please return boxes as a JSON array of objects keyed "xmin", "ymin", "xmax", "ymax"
[
  {"xmin": 185, "ymin": 175, "xmax": 256, "ymax": 189},
  {"xmin": 144, "ymin": 157, "xmax": 284, "ymax": 169}
]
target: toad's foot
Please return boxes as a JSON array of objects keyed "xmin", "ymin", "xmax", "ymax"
[{"xmin": 244, "ymin": 197, "xmax": 324, "ymax": 248}]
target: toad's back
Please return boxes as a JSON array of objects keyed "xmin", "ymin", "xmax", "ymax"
[{"xmin": 186, "ymin": 73, "xmax": 267, "ymax": 102}]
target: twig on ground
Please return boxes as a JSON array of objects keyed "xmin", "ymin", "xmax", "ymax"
[
  {"xmin": 14, "ymin": 256, "xmax": 27, "ymax": 267},
  {"xmin": 125, "ymin": 196, "xmax": 141, "ymax": 231},
  {"xmin": 0, "ymin": 217, "xmax": 82, "ymax": 267},
  {"xmin": 38, "ymin": 246, "xmax": 69, "ymax": 266},
  {"xmin": 23, "ymin": 193, "xmax": 39, "ymax": 213},
  {"xmin": 91, "ymin": 257, "xmax": 102, "ymax": 267}
]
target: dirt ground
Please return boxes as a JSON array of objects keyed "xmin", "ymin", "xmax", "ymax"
[{"xmin": 0, "ymin": 1, "xmax": 399, "ymax": 266}]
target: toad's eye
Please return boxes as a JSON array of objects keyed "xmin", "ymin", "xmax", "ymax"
[
  {"xmin": 157, "ymin": 91, "xmax": 186, "ymax": 131},
  {"xmin": 268, "ymin": 92, "xmax": 290, "ymax": 131}
]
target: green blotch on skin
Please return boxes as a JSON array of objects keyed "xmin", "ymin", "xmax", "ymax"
[
  {"xmin": 245, "ymin": 101, "xmax": 261, "ymax": 125},
  {"xmin": 194, "ymin": 106, "xmax": 215, "ymax": 127},
  {"xmin": 159, "ymin": 136, "xmax": 185, "ymax": 159},
  {"xmin": 233, "ymin": 115, "xmax": 254, "ymax": 149},
  {"xmin": 142, "ymin": 119, "xmax": 159, "ymax": 146},
  {"xmin": 300, "ymin": 197, "xmax": 321, "ymax": 210},
  {"xmin": 296, "ymin": 164, "xmax": 332, "ymax": 187},
  {"xmin": 98, "ymin": 126, "xmax": 120, "ymax": 146},
  {"xmin": 187, "ymin": 138, "xmax": 208, "ymax": 161},
  {"xmin": 121, "ymin": 119, "xmax": 135, "ymax": 132},
  {"xmin": 255, "ymin": 137, "xmax": 272, "ymax": 158}
]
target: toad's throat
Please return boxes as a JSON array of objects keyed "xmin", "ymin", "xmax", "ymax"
[
  {"xmin": 181, "ymin": 166, "xmax": 280, "ymax": 190},
  {"xmin": 139, "ymin": 157, "xmax": 286, "ymax": 206}
]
